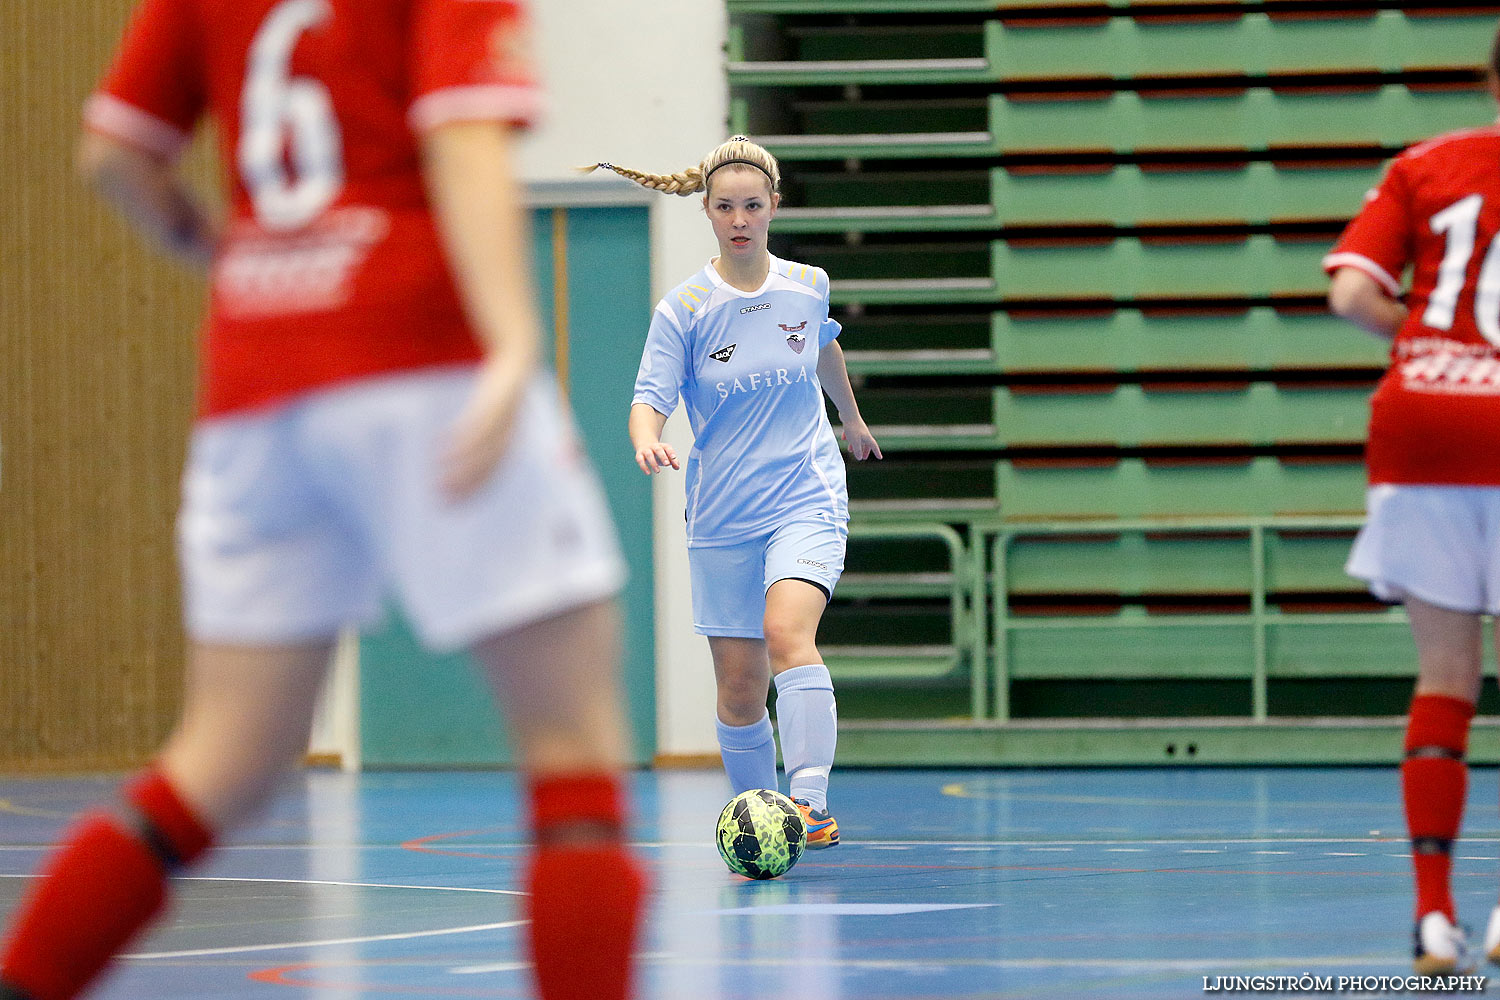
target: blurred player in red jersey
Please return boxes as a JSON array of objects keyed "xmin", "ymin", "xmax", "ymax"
[
  {"xmin": 0, "ymin": 2, "xmax": 645, "ymax": 998},
  {"xmin": 1325, "ymin": 26, "xmax": 1500, "ymax": 976}
]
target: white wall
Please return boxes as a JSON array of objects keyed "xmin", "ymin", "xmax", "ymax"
[{"xmin": 520, "ymin": 0, "xmax": 727, "ymax": 759}]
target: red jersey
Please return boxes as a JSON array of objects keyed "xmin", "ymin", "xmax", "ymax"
[
  {"xmin": 85, "ymin": 0, "xmax": 539, "ymax": 417},
  {"xmin": 1324, "ymin": 125, "xmax": 1500, "ymax": 486}
]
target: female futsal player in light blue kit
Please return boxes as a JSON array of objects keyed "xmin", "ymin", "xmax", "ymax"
[{"xmin": 587, "ymin": 136, "xmax": 880, "ymax": 848}]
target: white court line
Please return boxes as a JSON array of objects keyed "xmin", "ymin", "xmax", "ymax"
[
  {"xmin": 451, "ymin": 953, "xmax": 673, "ymax": 976},
  {"xmin": 451, "ymin": 960, "xmax": 528, "ymax": 975},
  {"xmin": 638, "ymin": 836, "xmax": 1487, "ymax": 848},
  {"xmin": 0, "ymin": 873, "xmax": 523, "ymax": 894},
  {"xmin": 175, "ymin": 876, "xmax": 525, "ymax": 896},
  {"xmin": 644, "ymin": 954, "xmax": 1394, "ymax": 972},
  {"xmin": 123, "ymin": 919, "xmax": 526, "ymax": 960},
  {"xmin": 0, "ymin": 836, "xmax": 1484, "ymax": 850},
  {"xmin": 455, "ymin": 952, "xmax": 1402, "ymax": 976},
  {"xmin": 0, "ymin": 877, "xmax": 533, "ymax": 961}
]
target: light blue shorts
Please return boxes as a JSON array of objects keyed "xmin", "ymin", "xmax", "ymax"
[{"xmin": 688, "ymin": 517, "xmax": 848, "ymax": 638}]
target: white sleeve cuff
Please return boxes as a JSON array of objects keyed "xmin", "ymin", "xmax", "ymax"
[
  {"xmin": 1322, "ymin": 251, "xmax": 1402, "ymax": 298},
  {"xmin": 408, "ymin": 84, "xmax": 542, "ymax": 134},
  {"xmin": 82, "ymin": 93, "xmax": 190, "ymax": 159}
]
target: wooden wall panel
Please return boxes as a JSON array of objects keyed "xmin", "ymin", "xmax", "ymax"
[{"xmin": 0, "ymin": 1, "xmax": 205, "ymax": 770}]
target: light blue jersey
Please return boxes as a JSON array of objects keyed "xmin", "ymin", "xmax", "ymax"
[{"xmin": 634, "ymin": 256, "xmax": 848, "ymax": 547}]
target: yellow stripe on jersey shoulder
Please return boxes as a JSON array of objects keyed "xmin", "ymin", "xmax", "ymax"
[
  {"xmin": 780, "ymin": 261, "xmax": 823, "ymax": 290},
  {"xmin": 677, "ymin": 283, "xmax": 710, "ymax": 313}
]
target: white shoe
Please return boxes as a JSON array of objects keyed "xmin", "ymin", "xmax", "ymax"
[
  {"xmin": 1482, "ymin": 905, "xmax": 1500, "ymax": 964},
  {"xmin": 1415, "ymin": 911, "xmax": 1474, "ymax": 974}
]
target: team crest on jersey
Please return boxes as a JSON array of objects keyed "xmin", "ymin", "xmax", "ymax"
[
  {"xmin": 710, "ymin": 344, "xmax": 737, "ymax": 363},
  {"xmin": 779, "ymin": 321, "xmax": 807, "ymax": 332},
  {"xmin": 785, "ymin": 332, "xmax": 806, "ymax": 354}
]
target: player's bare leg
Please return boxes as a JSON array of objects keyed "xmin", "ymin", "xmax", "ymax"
[
  {"xmin": 709, "ymin": 636, "xmax": 778, "ymax": 792},
  {"xmin": 162, "ymin": 640, "xmax": 339, "ymax": 827},
  {"xmin": 0, "ymin": 640, "xmax": 335, "ymax": 1000},
  {"xmin": 764, "ymin": 579, "xmax": 838, "ymax": 846},
  {"xmin": 711, "ymin": 636, "xmax": 774, "ymax": 725},
  {"xmin": 1404, "ymin": 597, "xmax": 1482, "ymax": 973},
  {"xmin": 475, "ymin": 599, "xmax": 643, "ymax": 1000},
  {"xmin": 476, "ymin": 599, "xmax": 628, "ymax": 776},
  {"xmin": 1481, "ymin": 616, "xmax": 1500, "ymax": 965}
]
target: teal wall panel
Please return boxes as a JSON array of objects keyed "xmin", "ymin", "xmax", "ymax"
[{"xmin": 359, "ymin": 203, "xmax": 655, "ymax": 767}]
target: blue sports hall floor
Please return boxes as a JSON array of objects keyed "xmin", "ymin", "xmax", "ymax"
[{"xmin": 2, "ymin": 767, "xmax": 1496, "ymax": 998}]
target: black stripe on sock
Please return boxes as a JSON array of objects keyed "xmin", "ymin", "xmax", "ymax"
[
  {"xmin": 0, "ymin": 979, "xmax": 37, "ymax": 1000},
  {"xmin": 1405, "ymin": 745, "xmax": 1465, "ymax": 762},
  {"xmin": 1412, "ymin": 836, "xmax": 1454, "ymax": 856},
  {"xmin": 129, "ymin": 810, "xmax": 186, "ymax": 871}
]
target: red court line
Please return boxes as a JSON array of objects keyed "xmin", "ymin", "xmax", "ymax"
[
  {"xmin": 400, "ymin": 828, "xmax": 519, "ymax": 861},
  {"xmin": 250, "ymin": 961, "xmax": 526, "ymax": 997}
]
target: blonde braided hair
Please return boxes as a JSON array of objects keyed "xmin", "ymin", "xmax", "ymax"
[{"xmin": 578, "ymin": 136, "xmax": 781, "ymax": 198}]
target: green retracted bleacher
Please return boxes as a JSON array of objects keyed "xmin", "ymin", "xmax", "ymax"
[
  {"xmin": 813, "ymin": 236, "xmax": 1332, "ymax": 304},
  {"xmin": 777, "ymin": 163, "xmax": 1380, "ymax": 234},
  {"xmin": 984, "ymin": 309, "xmax": 1390, "ymax": 373},
  {"xmin": 839, "ymin": 308, "xmax": 1389, "ymax": 375},
  {"xmin": 729, "ymin": 11, "xmax": 1493, "ymax": 85},
  {"xmin": 987, "ymin": 87, "xmax": 1488, "ymax": 156},
  {"xmin": 986, "ymin": 12, "xmax": 1491, "ymax": 80},
  {"xmin": 728, "ymin": 0, "xmax": 1497, "ymax": 763},
  {"xmin": 736, "ymin": 87, "xmax": 1491, "ymax": 161},
  {"xmin": 854, "ymin": 381, "xmax": 1370, "ymax": 450},
  {"xmin": 993, "ymin": 457, "xmax": 1364, "ymax": 520}
]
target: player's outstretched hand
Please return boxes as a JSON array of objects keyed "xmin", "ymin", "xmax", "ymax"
[
  {"xmin": 842, "ymin": 419, "xmax": 883, "ymax": 461},
  {"xmin": 635, "ymin": 442, "xmax": 680, "ymax": 476},
  {"xmin": 441, "ymin": 356, "xmax": 534, "ymax": 500}
]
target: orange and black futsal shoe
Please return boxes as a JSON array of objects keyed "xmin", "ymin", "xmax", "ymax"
[{"xmin": 792, "ymin": 797, "xmax": 839, "ymax": 849}]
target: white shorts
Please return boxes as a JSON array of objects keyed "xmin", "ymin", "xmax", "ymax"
[
  {"xmin": 179, "ymin": 366, "xmax": 626, "ymax": 652},
  {"xmin": 1346, "ymin": 484, "xmax": 1500, "ymax": 615},
  {"xmin": 688, "ymin": 516, "xmax": 848, "ymax": 638}
]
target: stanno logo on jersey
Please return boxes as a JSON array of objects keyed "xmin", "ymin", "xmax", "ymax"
[
  {"xmin": 710, "ymin": 344, "xmax": 737, "ymax": 363},
  {"xmin": 779, "ymin": 321, "xmax": 807, "ymax": 332},
  {"xmin": 740, "ymin": 302, "xmax": 770, "ymax": 314},
  {"xmin": 785, "ymin": 332, "xmax": 806, "ymax": 354}
]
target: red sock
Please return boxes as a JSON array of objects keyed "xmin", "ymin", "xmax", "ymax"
[
  {"xmin": 526, "ymin": 774, "xmax": 646, "ymax": 1000},
  {"xmin": 1, "ymin": 768, "xmax": 213, "ymax": 1000},
  {"xmin": 1403, "ymin": 694, "xmax": 1474, "ymax": 922}
]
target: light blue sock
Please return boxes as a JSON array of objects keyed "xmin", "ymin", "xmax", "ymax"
[
  {"xmin": 716, "ymin": 711, "xmax": 778, "ymax": 795},
  {"xmin": 773, "ymin": 663, "xmax": 837, "ymax": 813}
]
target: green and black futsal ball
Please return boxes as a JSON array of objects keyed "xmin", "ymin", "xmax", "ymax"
[{"xmin": 715, "ymin": 788, "xmax": 807, "ymax": 880}]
